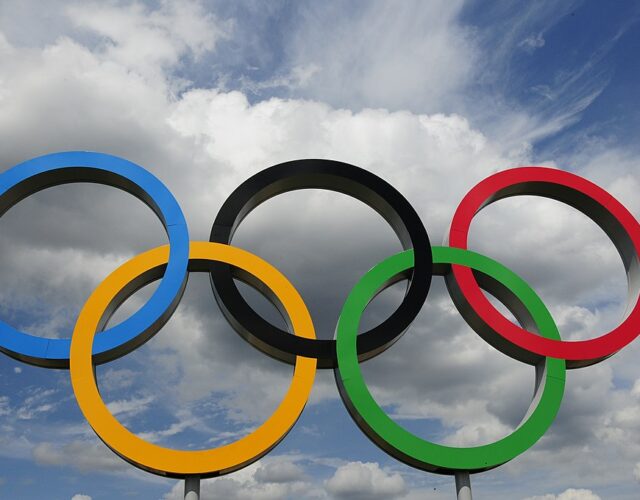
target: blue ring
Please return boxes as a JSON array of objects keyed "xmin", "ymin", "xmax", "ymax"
[{"xmin": 0, "ymin": 151, "xmax": 189, "ymax": 367}]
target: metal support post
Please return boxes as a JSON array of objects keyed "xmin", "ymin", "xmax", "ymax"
[
  {"xmin": 184, "ymin": 475, "xmax": 200, "ymax": 500},
  {"xmin": 455, "ymin": 471, "xmax": 472, "ymax": 500}
]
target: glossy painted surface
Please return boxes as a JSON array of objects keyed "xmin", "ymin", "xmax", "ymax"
[
  {"xmin": 70, "ymin": 242, "xmax": 316, "ymax": 478},
  {"xmin": 448, "ymin": 167, "xmax": 640, "ymax": 367},
  {"xmin": 0, "ymin": 151, "xmax": 189, "ymax": 367},
  {"xmin": 335, "ymin": 246, "xmax": 565, "ymax": 473}
]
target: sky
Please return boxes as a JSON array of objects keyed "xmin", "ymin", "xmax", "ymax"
[{"xmin": 0, "ymin": 0, "xmax": 639, "ymax": 499}]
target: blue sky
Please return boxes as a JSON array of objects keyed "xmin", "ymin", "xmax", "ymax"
[{"xmin": 0, "ymin": 1, "xmax": 639, "ymax": 499}]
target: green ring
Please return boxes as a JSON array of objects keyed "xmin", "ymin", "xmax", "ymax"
[{"xmin": 335, "ymin": 246, "xmax": 566, "ymax": 473}]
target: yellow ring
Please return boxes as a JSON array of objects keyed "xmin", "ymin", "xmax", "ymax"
[{"xmin": 70, "ymin": 241, "xmax": 317, "ymax": 477}]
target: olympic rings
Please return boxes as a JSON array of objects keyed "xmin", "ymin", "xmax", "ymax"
[
  {"xmin": 334, "ymin": 247, "xmax": 565, "ymax": 473},
  {"xmin": 1, "ymin": 152, "xmax": 638, "ymax": 482},
  {"xmin": 0, "ymin": 151, "xmax": 189, "ymax": 368},
  {"xmin": 70, "ymin": 241, "xmax": 316, "ymax": 478},
  {"xmin": 210, "ymin": 159, "xmax": 432, "ymax": 368},
  {"xmin": 448, "ymin": 167, "xmax": 640, "ymax": 368}
]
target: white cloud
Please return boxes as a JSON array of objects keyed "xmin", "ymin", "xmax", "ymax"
[
  {"xmin": 162, "ymin": 458, "xmax": 317, "ymax": 500},
  {"xmin": 325, "ymin": 461, "xmax": 406, "ymax": 500},
  {"xmin": 137, "ymin": 412, "xmax": 203, "ymax": 444},
  {"xmin": 106, "ymin": 395, "xmax": 154, "ymax": 418},
  {"xmin": 254, "ymin": 459, "xmax": 306, "ymax": 484},
  {"xmin": 71, "ymin": 495, "xmax": 92, "ymax": 500},
  {"xmin": 100, "ymin": 368, "xmax": 137, "ymax": 390},
  {"xmin": 520, "ymin": 33, "xmax": 546, "ymax": 52},
  {"xmin": 283, "ymin": 0, "xmax": 475, "ymax": 114},
  {"xmin": 523, "ymin": 488, "xmax": 601, "ymax": 500},
  {"xmin": 67, "ymin": 0, "xmax": 229, "ymax": 82},
  {"xmin": 271, "ymin": 0, "xmax": 607, "ymax": 158},
  {"xmin": 16, "ymin": 388, "xmax": 58, "ymax": 420}
]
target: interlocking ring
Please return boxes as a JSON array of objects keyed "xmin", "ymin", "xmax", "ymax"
[
  {"xmin": 70, "ymin": 242, "xmax": 316, "ymax": 478},
  {"xmin": 210, "ymin": 159, "xmax": 432, "ymax": 368},
  {"xmin": 447, "ymin": 167, "xmax": 640, "ymax": 368},
  {"xmin": 0, "ymin": 151, "xmax": 189, "ymax": 368},
  {"xmin": 1, "ymin": 152, "xmax": 637, "ymax": 484},
  {"xmin": 334, "ymin": 246, "xmax": 565, "ymax": 473}
]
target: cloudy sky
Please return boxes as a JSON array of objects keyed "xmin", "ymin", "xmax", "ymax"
[{"xmin": 0, "ymin": 1, "xmax": 639, "ymax": 499}]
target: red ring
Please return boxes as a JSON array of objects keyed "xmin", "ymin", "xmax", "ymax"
[{"xmin": 448, "ymin": 166, "xmax": 640, "ymax": 368}]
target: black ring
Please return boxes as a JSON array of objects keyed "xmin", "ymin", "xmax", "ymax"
[{"xmin": 210, "ymin": 159, "xmax": 432, "ymax": 368}]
